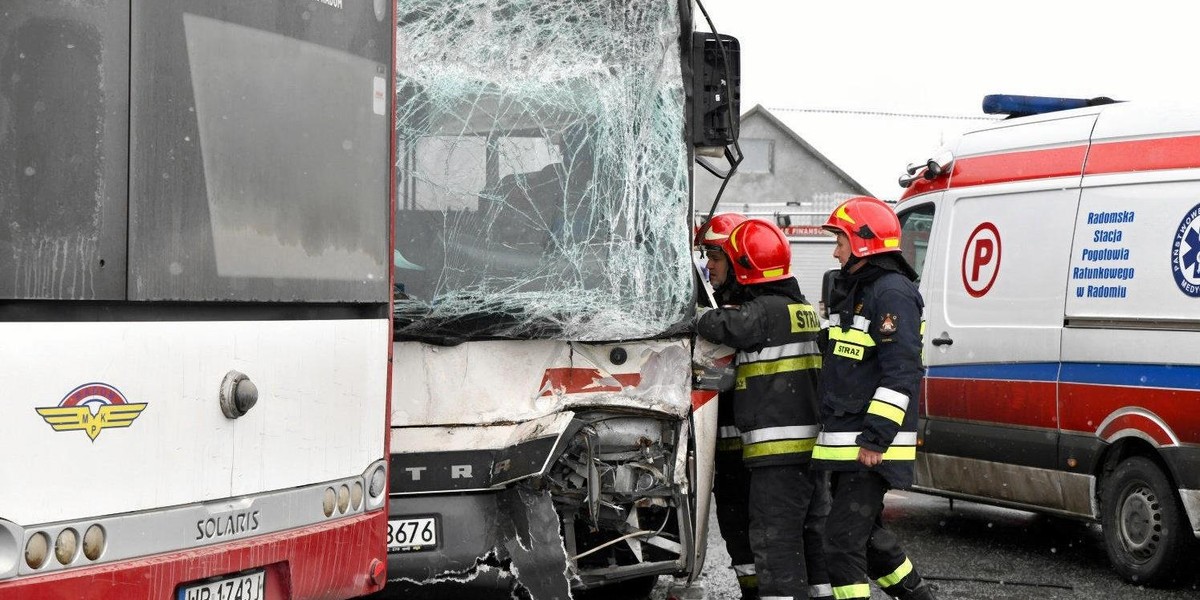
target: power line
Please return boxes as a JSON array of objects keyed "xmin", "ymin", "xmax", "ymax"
[{"xmin": 767, "ymin": 106, "xmax": 999, "ymax": 122}]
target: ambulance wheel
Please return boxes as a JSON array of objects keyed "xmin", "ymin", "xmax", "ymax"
[{"xmin": 1100, "ymin": 456, "xmax": 1192, "ymax": 586}]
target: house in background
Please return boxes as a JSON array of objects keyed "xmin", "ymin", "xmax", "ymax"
[{"xmin": 695, "ymin": 104, "xmax": 996, "ymax": 298}]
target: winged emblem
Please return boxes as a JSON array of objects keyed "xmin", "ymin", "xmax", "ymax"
[{"xmin": 37, "ymin": 403, "xmax": 148, "ymax": 441}]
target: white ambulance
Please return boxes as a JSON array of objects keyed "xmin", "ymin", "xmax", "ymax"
[{"xmin": 894, "ymin": 95, "xmax": 1200, "ymax": 586}]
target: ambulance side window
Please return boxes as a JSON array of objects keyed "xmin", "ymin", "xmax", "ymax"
[{"xmin": 898, "ymin": 205, "xmax": 934, "ymax": 283}]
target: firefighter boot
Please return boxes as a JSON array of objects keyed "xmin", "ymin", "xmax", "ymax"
[{"xmin": 897, "ymin": 582, "xmax": 937, "ymax": 600}]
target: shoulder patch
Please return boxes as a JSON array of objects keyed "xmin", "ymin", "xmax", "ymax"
[{"xmin": 879, "ymin": 313, "xmax": 898, "ymax": 335}]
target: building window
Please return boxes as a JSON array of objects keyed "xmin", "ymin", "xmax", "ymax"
[{"xmin": 739, "ymin": 138, "xmax": 774, "ymax": 174}]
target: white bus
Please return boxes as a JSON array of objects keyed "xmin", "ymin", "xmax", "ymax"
[
  {"xmin": 0, "ymin": 1, "xmax": 394, "ymax": 598},
  {"xmin": 386, "ymin": 1, "xmax": 740, "ymax": 597}
]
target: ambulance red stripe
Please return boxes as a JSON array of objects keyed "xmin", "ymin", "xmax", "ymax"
[
  {"xmin": 901, "ymin": 145, "xmax": 1087, "ymax": 200},
  {"xmin": 1084, "ymin": 135, "xmax": 1200, "ymax": 175},
  {"xmin": 902, "ymin": 135, "xmax": 1200, "ymax": 202},
  {"xmin": 1093, "ymin": 412, "xmax": 1176, "ymax": 446},
  {"xmin": 923, "ymin": 378, "xmax": 1199, "ymax": 445},
  {"xmin": 1060, "ymin": 382, "xmax": 1197, "ymax": 444},
  {"xmin": 924, "ymin": 377, "xmax": 1057, "ymax": 430}
]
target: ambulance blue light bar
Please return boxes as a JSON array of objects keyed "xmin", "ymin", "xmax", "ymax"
[{"xmin": 982, "ymin": 94, "xmax": 1117, "ymax": 118}]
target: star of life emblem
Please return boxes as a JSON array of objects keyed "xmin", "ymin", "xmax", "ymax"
[{"xmin": 1171, "ymin": 202, "xmax": 1200, "ymax": 297}]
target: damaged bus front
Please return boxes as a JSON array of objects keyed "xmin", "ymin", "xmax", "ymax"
[{"xmin": 388, "ymin": 1, "xmax": 740, "ymax": 597}]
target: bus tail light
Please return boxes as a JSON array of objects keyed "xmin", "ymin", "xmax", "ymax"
[
  {"xmin": 54, "ymin": 528, "xmax": 78, "ymax": 565},
  {"xmin": 82, "ymin": 524, "xmax": 105, "ymax": 561},
  {"xmin": 24, "ymin": 532, "xmax": 49, "ymax": 570},
  {"xmin": 337, "ymin": 485, "xmax": 351, "ymax": 514},
  {"xmin": 322, "ymin": 488, "xmax": 337, "ymax": 518}
]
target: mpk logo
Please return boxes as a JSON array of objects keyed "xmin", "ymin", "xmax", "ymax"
[{"xmin": 36, "ymin": 383, "xmax": 148, "ymax": 441}]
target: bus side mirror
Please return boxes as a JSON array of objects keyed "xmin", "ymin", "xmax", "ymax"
[
  {"xmin": 820, "ymin": 268, "xmax": 839, "ymax": 319},
  {"xmin": 691, "ymin": 32, "xmax": 740, "ymax": 149}
]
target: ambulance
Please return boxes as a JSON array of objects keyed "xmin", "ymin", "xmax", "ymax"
[{"xmin": 893, "ymin": 95, "xmax": 1200, "ymax": 585}]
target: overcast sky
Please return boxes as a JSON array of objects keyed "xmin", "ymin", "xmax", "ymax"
[{"xmin": 697, "ymin": 1, "xmax": 1192, "ymax": 117}]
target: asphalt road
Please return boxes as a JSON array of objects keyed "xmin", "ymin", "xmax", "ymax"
[{"xmin": 657, "ymin": 490, "xmax": 1200, "ymax": 600}]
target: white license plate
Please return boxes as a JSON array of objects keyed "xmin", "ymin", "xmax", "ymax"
[
  {"xmin": 177, "ymin": 570, "xmax": 265, "ymax": 600},
  {"xmin": 388, "ymin": 516, "xmax": 438, "ymax": 552}
]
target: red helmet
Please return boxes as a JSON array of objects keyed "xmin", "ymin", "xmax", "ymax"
[
  {"xmin": 822, "ymin": 196, "xmax": 902, "ymax": 257},
  {"xmin": 722, "ymin": 218, "xmax": 792, "ymax": 284},
  {"xmin": 695, "ymin": 212, "xmax": 747, "ymax": 249}
]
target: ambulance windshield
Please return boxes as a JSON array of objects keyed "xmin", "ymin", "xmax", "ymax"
[{"xmin": 392, "ymin": 1, "xmax": 691, "ymax": 341}]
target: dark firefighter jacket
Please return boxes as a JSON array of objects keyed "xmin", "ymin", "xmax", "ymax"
[
  {"xmin": 697, "ymin": 279, "xmax": 822, "ymax": 468},
  {"xmin": 711, "ymin": 281, "xmax": 748, "ymax": 455},
  {"xmin": 814, "ymin": 258, "xmax": 924, "ymax": 488}
]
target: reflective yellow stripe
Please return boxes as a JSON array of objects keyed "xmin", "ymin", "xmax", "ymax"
[
  {"xmin": 867, "ymin": 400, "xmax": 905, "ymax": 425},
  {"xmin": 736, "ymin": 574, "xmax": 758, "ymax": 588},
  {"xmin": 832, "ymin": 342, "xmax": 864, "ymax": 361},
  {"xmin": 736, "ymin": 355, "xmax": 822, "ymax": 379},
  {"xmin": 832, "ymin": 583, "xmax": 871, "ymax": 599},
  {"xmin": 876, "ymin": 557, "xmax": 913, "ymax": 588},
  {"xmin": 828, "ymin": 327, "xmax": 875, "ymax": 347},
  {"xmin": 813, "ymin": 445, "xmax": 917, "ymax": 461},
  {"xmin": 743, "ymin": 438, "xmax": 815, "ymax": 459},
  {"xmin": 716, "ymin": 438, "xmax": 743, "ymax": 451}
]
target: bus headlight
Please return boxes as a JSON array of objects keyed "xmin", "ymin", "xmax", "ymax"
[{"xmin": 368, "ymin": 465, "xmax": 386, "ymax": 498}]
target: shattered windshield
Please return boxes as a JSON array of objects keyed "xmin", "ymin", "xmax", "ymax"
[{"xmin": 393, "ymin": 0, "xmax": 691, "ymax": 341}]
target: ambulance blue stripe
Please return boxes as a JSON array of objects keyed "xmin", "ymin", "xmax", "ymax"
[
  {"xmin": 1059, "ymin": 363, "xmax": 1200, "ymax": 391},
  {"xmin": 925, "ymin": 363, "xmax": 1059, "ymax": 382},
  {"xmin": 927, "ymin": 362, "xmax": 1200, "ymax": 391}
]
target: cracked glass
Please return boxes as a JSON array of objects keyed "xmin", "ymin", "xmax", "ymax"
[{"xmin": 393, "ymin": 0, "xmax": 691, "ymax": 341}]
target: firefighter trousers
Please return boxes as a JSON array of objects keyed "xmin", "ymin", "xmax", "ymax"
[
  {"xmin": 748, "ymin": 464, "xmax": 831, "ymax": 600},
  {"xmin": 824, "ymin": 471, "xmax": 933, "ymax": 600},
  {"xmin": 714, "ymin": 447, "xmax": 757, "ymax": 599}
]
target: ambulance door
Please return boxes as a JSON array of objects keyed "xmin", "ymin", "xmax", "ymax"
[
  {"xmin": 894, "ymin": 199, "xmax": 939, "ymax": 450},
  {"xmin": 918, "ymin": 115, "xmax": 1094, "ymax": 510},
  {"xmin": 920, "ymin": 182, "xmax": 1079, "ymax": 504}
]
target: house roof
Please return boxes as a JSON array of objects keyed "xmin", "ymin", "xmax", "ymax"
[
  {"xmin": 752, "ymin": 105, "xmax": 1000, "ymax": 202},
  {"xmin": 741, "ymin": 104, "xmax": 872, "ymax": 198}
]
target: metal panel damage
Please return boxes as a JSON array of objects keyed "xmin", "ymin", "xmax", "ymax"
[
  {"xmin": 390, "ymin": 339, "xmax": 698, "ymax": 597},
  {"xmin": 390, "ymin": 410, "xmax": 692, "ymax": 599}
]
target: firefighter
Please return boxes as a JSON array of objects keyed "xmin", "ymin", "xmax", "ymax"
[
  {"xmin": 695, "ymin": 212, "xmax": 757, "ymax": 599},
  {"xmin": 815, "ymin": 196, "xmax": 936, "ymax": 600},
  {"xmin": 696, "ymin": 217, "xmax": 831, "ymax": 600}
]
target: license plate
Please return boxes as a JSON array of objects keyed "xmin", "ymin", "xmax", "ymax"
[
  {"xmin": 388, "ymin": 516, "xmax": 438, "ymax": 552},
  {"xmin": 177, "ymin": 570, "xmax": 265, "ymax": 600}
]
